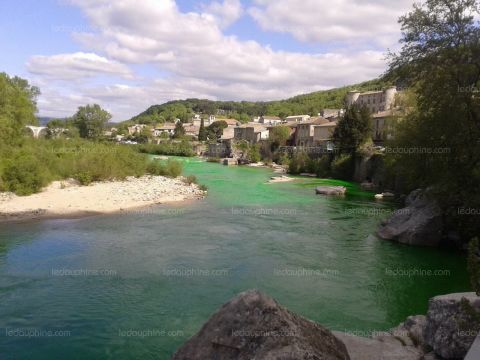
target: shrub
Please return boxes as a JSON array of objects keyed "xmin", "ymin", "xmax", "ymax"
[
  {"xmin": 74, "ymin": 171, "xmax": 93, "ymax": 185},
  {"xmin": 136, "ymin": 141, "xmax": 194, "ymax": 157},
  {"xmin": 183, "ymin": 175, "xmax": 198, "ymax": 185},
  {"xmin": 166, "ymin": 159, "xmax": 182, "ymax": 177},
  {"xmin": 1, "ymin": 155, "xmax": 51, "ymax": 195},
  {"xmin": 288, "ymin": 152, "xmax": 309, "ymax": 174},
  {"xmin": 247, "ymin": 144, "xmax": 261, "ymax": 163},
  {"xmin": 146, "ymin": 159, "xmax": 183, "ymax": 178},
  {"xmin": 331, "ymin": 154, "xmax": 354, "ymax": 180}
]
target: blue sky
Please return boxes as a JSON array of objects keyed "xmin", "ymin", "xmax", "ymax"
[{"xmin": 0, "ymin": 0, "xmax": 414, "ymax": 121}]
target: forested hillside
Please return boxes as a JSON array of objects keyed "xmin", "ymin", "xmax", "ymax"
[{"xmin": 127, "ymin": 78, "xmax": 390, "ymax": 125}]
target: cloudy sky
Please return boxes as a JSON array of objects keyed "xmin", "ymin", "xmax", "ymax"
[{"xmin": 0, "ymin": 0, "xmax": 415, "ymax": 121}]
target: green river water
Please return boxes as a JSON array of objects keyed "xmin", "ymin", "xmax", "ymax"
[{"xmin": 0, "ymin": 157, "xmax": 469, "ymax": 359}]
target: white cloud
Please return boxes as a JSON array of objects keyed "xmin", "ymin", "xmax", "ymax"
[
  {"xmin": 248, "ymin": 0, "xmax": 414, "ymax": 46},
  {"xmin": 31, "ymin": 0, "xmax": 409, "ymax": 121},
  {"xmin": 202, "ymin": 0, "xmax": 244, "ymax": 28},
  {"xmin": 27, "ymin": 52, "xmax": 133, "ymax": 80}
]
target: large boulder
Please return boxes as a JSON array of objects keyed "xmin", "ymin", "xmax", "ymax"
[
  {"xmin": 333, "ymin": 331, "xmax": 423, "ymax": 360},
  {"xmin": 389, "ymin": 315, "xmax": 428, "ymax": 350},
  {"xmin": 171, "ymin": 289, "xmax": 350, "ymax": 360},
  {"xmin": 424, "ymin": 292, "xmax": 480, "ymax": 359},
  {"xmin": 377, "ymin": 189, "xmax": 443, "ymax": 246}
]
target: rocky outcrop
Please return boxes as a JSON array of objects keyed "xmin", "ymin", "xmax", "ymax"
[
  {"xmin": 388, "ymin": 292, "xmax": 480, "ymax": 359},
  {"xmin": 424, "ymin": 292, "xmax": 480, "ymax": 359},
  {"xmin": 377, "ymin": 189, "xmax": 443, "ymax": 246},
  {"xmin": 333, "ymin": 331, "xmax": 423, "ymax": 360},
  {"xmin": 316, "ymin": 186, "xmax": 347, "ymax": 196},
  {"xmin": 171, "ymin": 289, "xmax": 350, "ymax": 360},
  {"xmin": 171, "ymin": 290, "xmax": 480, "ymax": 360}
]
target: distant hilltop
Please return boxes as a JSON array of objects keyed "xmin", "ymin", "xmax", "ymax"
[{"xmin": 125, "ymin": 78, "xmax": 396, "ymax": 126}]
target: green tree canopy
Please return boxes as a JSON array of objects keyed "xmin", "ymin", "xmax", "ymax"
[
  {"xmin": 206, "ymin": 120, "xmax": 228, "ymax": 141},
  {"xmin": 173, "ymin": 121, "xmax": 186, "ymax": 139},
  {"xmin": 198, "ymin": 118, "xmax": 207, "ymax": 141},
  {"xmin": 73, "ymin": 104, "xmax": 111, "ymax": 139},
  {"xmin": 0, "ymin": 72, "xmax": 40, "ymax": 145},
  {"xmin": 269, "ymin": 126, "xmax": 291, "ymax": 148},
  {"xmin": 333, "ymin": 105, "xmax": 372, "ymax": 154},
  {"xmin": 387, "ymin": 0, "xmax": 480, "ymax": 241}
]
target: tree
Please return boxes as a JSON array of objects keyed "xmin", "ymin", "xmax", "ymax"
[
  {"xmin": 386, "ymin": 0, "xmax": 480, "ymax": 242},
  {"xmin": 206, "ymin": 120, "xmax": 228, "ymax": 141},
  {"xmin": 0, "ymin": 73, "xmax": 40, "ymax": 145},
  {"xmin": 173, "ymin": 121, "xmax": 185, "ymax": 139},
  {"xmin": 73, "ymin": 104, "xmax": 111, "ymax": 139},
  {"xmin": 333, "ymin": 105, "xmax": 372, "ymax": 154},
  {"xmin": 198, "ymin": 118, "xmax": 207, "ymax": 141},
  {"xmin": 269, "ymin": 126, "xmax": 291, "ymax": 150}
]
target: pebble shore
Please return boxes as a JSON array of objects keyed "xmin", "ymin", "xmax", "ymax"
[{"xmin": 0, "ymin": 176, "xmax": 205, "ymax": 223}]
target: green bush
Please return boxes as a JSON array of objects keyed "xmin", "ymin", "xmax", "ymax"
[
  {"xmin": 183, "ymin": 175, "xmax": 198, "ymax": 185},
  {"xmin": 288, "ymin": 152, "xmax": 309, "ymax": 174},
  {"xmin": 74, "ymin": 171, "xmax": 93, "ymax": 185},
  {"xmin": 331, "ymin": 154, "xmax": 354, "ymax": 180},
  {"xmin": 146, "ymin": 159, "xmax": 183, "ymax": 178},
  {"xmin": 136, "ymin": 141, "xmax": 194, "ymax": 157},
  {"xmin": 1, "ymin": 154, "xmax": 51, "ymax": 195},
  {"xmin": 166, "ymin": 159, "xmax": 182, "ymax": 177},
  {"xmin": 0, "ymin": 138, "xmax": 151, "ymax": 195}
]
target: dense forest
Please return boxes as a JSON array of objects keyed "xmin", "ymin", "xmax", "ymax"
[{"xmin": 126, "ymin": 78, "xmax": 390, "ymax": 126}]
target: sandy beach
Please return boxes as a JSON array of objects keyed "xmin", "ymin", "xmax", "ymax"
[{"xmin": 0, "ymin": 176, "xmax": 205, "ymax": 223}]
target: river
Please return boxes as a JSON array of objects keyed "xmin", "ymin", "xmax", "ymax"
[{"xmin": 0, "ymin": 157, "xmax": 469, "ymax": 359}]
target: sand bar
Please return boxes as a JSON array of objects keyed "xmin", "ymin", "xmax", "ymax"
[{"xmin": 0, "ymin": 176, "xmax": 205, "ymax": 223}]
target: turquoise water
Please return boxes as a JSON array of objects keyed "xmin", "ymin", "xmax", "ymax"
[{"xmin": 0, "ymin": 158, "xmax": 469, "ymax": 359}]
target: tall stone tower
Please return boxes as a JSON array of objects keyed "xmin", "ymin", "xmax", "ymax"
[
  {"xmin": 384, "ymin": 86, "xmax": 397, "ymax": 111},
  {"xmin": 346, "ymin": 90, "xmax": 361, "ymax": 107}
]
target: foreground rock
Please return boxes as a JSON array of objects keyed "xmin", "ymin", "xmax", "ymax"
[
  {"xmin": 171, "ymin": 289, "xmax": 350, "ymax": 360},
  {"xmin": 389, "ymin": 292, "xmax": 480, "ymax": 359},
  {"xmin": 377, "ymin": 189, "xmax": 443, "ymax": 246},
  {"xmin": 316, "ymin": 186, "xmax": 347, "ymax": 196},
  {"xmin": 0, "ymin": 175, "xmax": 205, "ymax": 223},
  {"xmin": 333, "ymin": 331, "xmax": 423, "ymax": 360},
  {"xmin": 424, "ymin": 292, "xmax": 480, "ymax": 359}
]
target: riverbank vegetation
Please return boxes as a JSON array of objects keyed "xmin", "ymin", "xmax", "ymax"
[
  {"xmin": 0, "ymin": 73, "xmax": 185, "ymax": 195},
  {"xmin": 384, "ymin": 0, "xmax": 480, "ymax": 243},
  {"xmin": 136, "ymin": 142, "xmax": 195, "ymax": 157}
]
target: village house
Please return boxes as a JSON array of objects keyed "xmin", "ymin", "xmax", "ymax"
[
  {"xmin": 182, "ymin": 123, "xmax": 200, "ymax": 139},
  {"xmin": 320, "ymin": 109, "xmax": 344, "ymax": 120},
  {"xmin": 259, "ymin": 116, "xmax": 282, "ymax": 126},
  {"xmin": 152, "ymin": 122, "xmax": 176, "ymax": 137},
  {"xmin": 346, "ymin": 87, "xmax": 397, "ymax": 114},
  {"xmin": 219, "ymin": 119, "xmax": 240, "ymax": 140},
  {"xmin": 192, "ymin": 114, "xmax": 216, "ymax": 127},
  {"xmin": 294, "ymin": 117, "xmax": 330, "ymax": 147},
  {"xmin": 234, "ymin": 124, "xmax": 269, "ymax": 144},
  {"xmin": 313, "ymin": 121, "xmax": 337, "ymax": 152},
  {"xmin": 285, "ymin": 115, "xmax": 310, "ymax": 123},
  {"xmin": 127, "ymin": 124, "xmax": 147, "ymax": 135},
  {"xmin": 372, "ymin": 110, "xmax": 401, "ymax": 143}
]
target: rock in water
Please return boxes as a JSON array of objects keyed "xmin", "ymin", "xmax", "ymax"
[
  {"xmin": 315, "ymin": 186, "xmax": 347, "ymax": 196},
  {"xmin": 171, "ymin": 289, "xmax": 351, "ymax": 360},
  {"xmin": 376, "ymin": 189, "xmax": 443, "ymax": 246},
  {"xmin": 424, "ymin": 292, "xmax": 480, "ymax": 359}
]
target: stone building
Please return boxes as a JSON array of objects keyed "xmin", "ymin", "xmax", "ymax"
[
  {"xmin": 295, "ymin": 117, "xmax": 330, "ymax": 147},
  {"xmin": 346, "ymin": 86, "xmax": 397, "ymax": 114}
]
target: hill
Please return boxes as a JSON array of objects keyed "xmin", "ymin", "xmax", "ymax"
[{"xmin": 126, "ymin": 78, "xmax": 391, "ymax": 126}]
